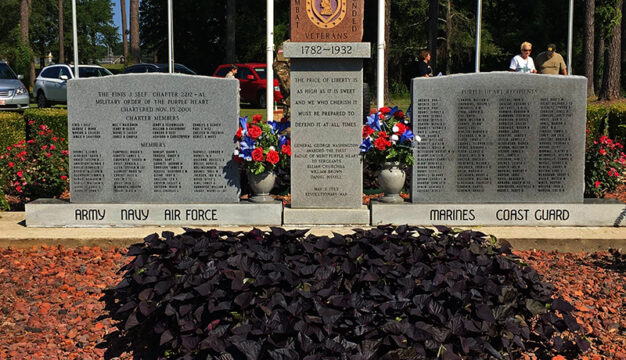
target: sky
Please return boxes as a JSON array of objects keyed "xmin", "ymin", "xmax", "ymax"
[{"xmin": 111, "ymin": 0, "xmax": 130, "ymax": 37}]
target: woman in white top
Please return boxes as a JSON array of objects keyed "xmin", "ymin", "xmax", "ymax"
[{"xmin": 509, "ymin": 42, "xmax": 537, "ymax": 73}]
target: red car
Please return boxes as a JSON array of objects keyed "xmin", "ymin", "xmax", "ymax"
[{"xmin": 213, "ymin": 63, "xmax": 283, "ymax": 108}]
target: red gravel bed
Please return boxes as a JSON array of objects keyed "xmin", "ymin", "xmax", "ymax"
[{"xmin": 0, "ymin": 245, "xmax": 624, "ymax": 359}]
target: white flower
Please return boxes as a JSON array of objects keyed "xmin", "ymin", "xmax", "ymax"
[
  {"xmin": 245, "ymin": 156, "xmax": 252, "ymax": 161},
  {"xmin": 233, "ymin": 149, "xmax": 240, "ymax": 156},
  {"xmin": 391, "ymin": 134, "xmax": 399, "ymax": 142},
  {"xmin": 415, "ymin": 135, "xmax": 422, "ymax": 142},
  {"xmin": 242, "ymin": 130, "xmax": 247, "ymax": 136},
  {"xmin": 392, "ymin": 125, "xmax": 399, "ymax": 133},
  {"xmin": 269, "ymin": 146, "xmax": 276, "ymax": 151}
]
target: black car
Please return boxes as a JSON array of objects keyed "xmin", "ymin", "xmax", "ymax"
[{"xmin": 122, "ymin": 63, "xmax": 197, "ymax": 75}]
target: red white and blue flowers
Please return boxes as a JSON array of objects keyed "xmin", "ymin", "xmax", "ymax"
[
  {"xmin": 360, "ymin": 106, "xmax": 419, "ymax": 168},
  {"xmin": 234, "ymin": 114, "xmax": 290, "ymax": 175}
]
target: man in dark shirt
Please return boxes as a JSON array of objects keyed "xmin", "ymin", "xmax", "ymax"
[{"xmin": 417, "ymin": 50, "xmax": 433, "ymax": 77}]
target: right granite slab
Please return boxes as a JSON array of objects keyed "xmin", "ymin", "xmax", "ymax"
[{"xmin": 411, "ymin": 72, "xmax": 587, "ymax": 204}]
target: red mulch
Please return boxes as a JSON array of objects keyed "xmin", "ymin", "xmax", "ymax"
[{"xmin": 0, "ymin": 245, "xmax": 624, "ymax": 359}]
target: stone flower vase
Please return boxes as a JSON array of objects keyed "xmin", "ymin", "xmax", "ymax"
[
  {"xmin": 247, "ymin": 170, "xmax": 276, "ymax": 203},
  {"xmin": 377, "ymin": 162, "xmax": 406, "ymax": 203}
]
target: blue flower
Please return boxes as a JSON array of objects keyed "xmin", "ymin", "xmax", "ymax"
[
  {"xmin": 400, "ymin": 129, "xmax": 414, "ymax": 144},
  {"xmin": 388, "ymin": 106, "xmax": 399, "ymax": 117},
  {"xmin": 360, "ymin": 137, "xmax": 373, "ymax": 153},
  {"xmin": 405, "ymin": 104, "xmax": 412, "ymax": 120},
  {"xmin": 365, "ymin": 113, "xmax": 381, "ymax": 131},
  {"xmin": 239, "ymin": 116, "xmax": 249, "ymax": 131},
  {"xmin": 269, "ymin": 120, "xmax": 290, "ymax": 134},
  {"xmin": 279, "ymin": 135, "xmax": 288, "ymax": 149},
  {"xmin": 239, "ymin": 135, "xmax": 255, "ymax": 158}
]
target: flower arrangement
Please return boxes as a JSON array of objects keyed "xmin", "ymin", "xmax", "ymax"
[
  {"xmin": 585, "ymin": 134, "xmax": 626, "ymax": 198},
  {"xmin": 234, "ymin": 114, "xmax": 291, "ymax": 175},
  {"xmin": 360, "ymin": 106, "xmax": 419, "ymax": 168},
  {"xmin": 0, "ymin": 123, "xmax": 69, "ymax": 200}
]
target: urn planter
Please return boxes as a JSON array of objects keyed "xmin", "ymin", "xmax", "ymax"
[
  {"xmin": 247, "ymin": 170, "xmax": 277, "ymax": 203},
  {"xmin": 377, "ymin": 162, "xmax": 406, "ymax": 203}
]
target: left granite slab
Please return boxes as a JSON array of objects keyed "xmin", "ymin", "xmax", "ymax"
[{"xmin": 25, "ymin": 199, "xmax": 283, "ymax": 227}]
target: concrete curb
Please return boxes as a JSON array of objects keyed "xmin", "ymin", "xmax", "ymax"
[{"xmin": 1, "ymin": 212, "xmax": 625, "ymax": 252}]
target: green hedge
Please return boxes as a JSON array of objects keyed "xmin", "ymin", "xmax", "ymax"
[
  {"xmin": 587, "ymin": 101, "xmax": 626, "ymax": 144},
  {"xmin": 23, "ymin": 108, "xmax": 68, "ymax": 139},
  {"xmin": 0, "ymin": 112, "xmax": 26, "ymax": 151}
]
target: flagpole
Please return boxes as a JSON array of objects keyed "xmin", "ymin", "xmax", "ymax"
[
  {"xmin": 72, "ymin": 0, "xmax": 79, "ymax": 78},
  {"xmin": 567, "ymin": 0, "xmax": 574, "ymax": 75},
  {"xmin": 377, "ymin": 0, "xmax": 385, "ymax": 109},
  {"xmin": 168, "ymin": 0, "xmax": 174, "ymax": 73},
  {"xmin": 266, "ymin": 0, "xmax": 274, "ymax": 121}
]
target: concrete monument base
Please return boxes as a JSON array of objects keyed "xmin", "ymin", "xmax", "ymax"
[
  {"xmin": 283, "ymin": 205, "xmax": 370, "ymax": 226},
  {"xmin": 371, "ymin": 199, "xmax": 626, "ymax": 227},
  {"xmin": 25, "ymin": 199, "xmax": 283, "ymax": 227}
]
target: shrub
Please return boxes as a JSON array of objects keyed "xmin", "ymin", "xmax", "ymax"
[
  {"xmin": 23, "ymin": 108, "xmax": 68, "ymax": 139},
  {"xmin": 587, "ymin": 101, "xmax": 626, "ymax": 144},
  {"xmin": 0, "ymin": 112, "xmax": 26, "ymax": 151},
  {"xmin": 104, "ymin": 226, "xmax": 588, "ymax": 360},
  {"xmin": 0, "ymin": 123, "xmax": 69, "ymax": 201},
  {"xmin": 0, "ymin": 189, "xmax": 9, "ymax": 211},
  {"xmin": 585, "ymin": 134, "xmax": 626, "ymax": 197}
]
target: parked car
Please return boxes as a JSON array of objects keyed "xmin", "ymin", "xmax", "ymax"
[
  {"xmin": 34, "ymin": 64, "xmax": 113, "ymax": 108},
  {"xmin": 0, "ymin": 61, "xmax": 29, "ymax": 111},
  {"xmin": 213, "ymin": 63, "xmax": 283, "ymax": 108},
  {"xmin": 123, "ymin": 63, "xmax": 197, "ymax": 75}
]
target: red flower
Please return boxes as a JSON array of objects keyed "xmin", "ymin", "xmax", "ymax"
[
  {"xmin": 281, "ymin": 144, "xmax": 291, "ymax": 156},
  {"xmin": 8, "ymin": 162, "xmax": 14, "ymax": 168},
  {"xmin": 61, "ymin": 175, "xmax": 67, "ymax": 180},
  {"xmin": 236, "ymin": 127, "xmax": 243, "ymax": 139},
  {"xmin": 599, "ymin": 148, "xmax": 607, "ymax": 155},
  {"xmin": 50, "ymin": 144, "xmax": 56, "ymax": 150},
  {"xmin": 45, "ymin": 153, "xmax": 52, "ymax": 158},
  {"xmin": 378, "ymin": 131, "xmax": 389, "ymax": 138},
  {"xmin": 38, "ymin": 131, "xmax": 44, "ymax": 135},
  {"xmin": 15, "ymin": 185, "xmax": 22, "ymax": 193},
  {"xmin": 595, "ymin": 180, "xmax": 601, "ymax": 188},
  {"xmin": 248, "ymin": 125, "xmax": 262, "ymax": 140},
  {"xmin": 52, "ymin": 137, "xmax": 58, "ymax": 141},
  {"xmin": 41, "ymin": 145, "xmax": 48, "ymax": 150},
  {"xmin": 374, "ymin": 136, "xmax": 392, "ymax": 151},
  {"xmin": 6, "ymin": 146, "xmax": 11, "ymax": 151},
  {"xmin": 267, "ymin": 150, "xmax": 280, "ymax": 164},
  {"xmin": 394, "ymin": 122, "xmax": 407, "ymax": 135},
  {"xmin": 233, "ymin": 155, "xmax": 243, "ymax": 163},
  {"xmin": 369, "ymin": 108, "xmax": 377, "ymax": 115},
  {"xmin": 379, "ymin": 107, "xmax": 391, "ymax": 115},
  {"xmin": 252, "ymin": 114, "xmax": 263, "ymax": 123},
  {"xmin": 252, "ymin": 147, "xmax": 264, "ymax": 162},
  {"xmin": 362, "ymin": 125, "xmax": 375, "ymax": 138},
  {"xmin": 17, "ymin": 171, "xmax": 23, "ymax": 178},
  {"xmin": 27, "ymin": 140, "xmax": 34, "ymax": 144},
  {"xmin": 393, "ymin": 111, "xmax": 404, "ymax": 119}
]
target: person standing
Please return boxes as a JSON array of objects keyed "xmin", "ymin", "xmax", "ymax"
[
  {"xmin": 416, "ymin": 50, "xmax": 433, "ymax": 77},
  {"xmin": 509, "ymin": 42, "xmax": 537, "ymax": 73},
  {"xmin": 225, "ymin": 65, "xmax": 238, "ymax": 78},
  {"xmin": 535, "ymin": 43, "xmax": 567, "ymax": 75}
]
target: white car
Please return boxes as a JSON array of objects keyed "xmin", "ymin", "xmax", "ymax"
[
  {"xmin": 0, "ymin": 61, "xmax": 29, "ymax": 111},
  {"xmin": 33, "ymin": 64, "xmax": 112, "ymax": 108}
]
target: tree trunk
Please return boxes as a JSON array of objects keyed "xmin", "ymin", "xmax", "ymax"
[
  {"xmin": 20, "ymin": 0, "xmax": 34, "ymax": 89},
  {"xmin": 595, "ymin": 30, "xmax": 604, "ymax": 92},
  {"xmin": 428, "ymin": 0, "xmax": 439, "ymax": 73},
  {"xmin": 583, "ymin": 0, "xmax": 594, "ymax": 97},
  {"xmin": 225, "ymin": 0, "xmax": 236, "ymax": 64},
  {"xmin": 384, "ymin": 0, "xmax": 390, "ymax": 103},
  {"xmin": 121, "ymin": 0, "xmax": 128, "ymax": 64},
  {"xmin": 598, "ymin": 0, "xmax": 623, "ymax": 100},
  {"xmin": 20, "ymin": 0, "xmax": 29, "ymax": 44},
  {"xmin": 58, "ymin": 0, "xmax": 64, "ymax": 63},
  {"xmin": 129, "ymin": 0, "xmax": 140, "ymax": 64}
]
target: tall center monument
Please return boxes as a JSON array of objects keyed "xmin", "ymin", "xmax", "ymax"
[{"xmin": 284, "ymin": 0, "xmax": 370, "ymax": 225}]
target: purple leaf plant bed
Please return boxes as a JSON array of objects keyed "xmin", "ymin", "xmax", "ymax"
[{"xmin": 102, "ymin": 226, "xmax": 589, "ymax": 360}]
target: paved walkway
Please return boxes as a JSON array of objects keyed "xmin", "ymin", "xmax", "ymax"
[{"xmin": 0, "ymin": 212, "xmax": 624, "ymax": 252}]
